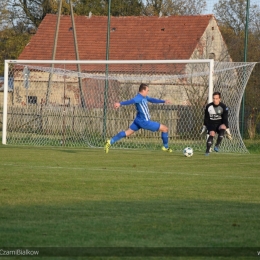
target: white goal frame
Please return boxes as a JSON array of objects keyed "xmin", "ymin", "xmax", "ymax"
[{"xmin": 2, "ymin": 59, "xmax": 215, "ymax": 146}]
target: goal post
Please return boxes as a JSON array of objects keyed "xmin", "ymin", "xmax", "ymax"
[
  {"xmin": 2, "ymin": 60, "xmax": 9, "ymax": 145},
  {"xmin": 1, "ymin": 59, "xmax": 256, "ymax": 152}
]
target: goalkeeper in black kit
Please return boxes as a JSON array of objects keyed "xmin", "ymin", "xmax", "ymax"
[{"xmin": 200, "ymin": 92, "xmax": 232, "ymax": 156}]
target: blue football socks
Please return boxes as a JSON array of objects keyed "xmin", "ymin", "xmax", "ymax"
[
  {"xmin": 161, "ymin": 132, "xmax": 169, "ymax": 148},
  {"xmin": 110, "ymin": 131, "xmax": 126, "ymax": 144}
]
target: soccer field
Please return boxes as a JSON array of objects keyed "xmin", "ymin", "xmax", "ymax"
[{"xmin": 0, "ymin": 144, "xmax": 259, "ymax": 259}]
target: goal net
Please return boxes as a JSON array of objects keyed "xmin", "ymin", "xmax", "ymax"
[{"xmin": 1, "ymin": 60, "xmax": 256, "ymax": 152}]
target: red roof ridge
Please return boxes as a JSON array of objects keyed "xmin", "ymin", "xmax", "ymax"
[
  {"xmin": 19, "ymin": 14, "xmax": 216, "ymax": 61},
  {"xmin": 43, "ymin": 13, "xmax": 215, "ymax": 21}
]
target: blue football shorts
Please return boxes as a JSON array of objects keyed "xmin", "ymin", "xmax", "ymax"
[{"xmin": 130, "ymin": 118, "xmax": 160, "ymax": 132}]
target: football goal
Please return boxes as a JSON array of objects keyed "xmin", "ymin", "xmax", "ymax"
[{"xmin": 1, "ymin": 59, "xmax": 256, "ymax": 152}]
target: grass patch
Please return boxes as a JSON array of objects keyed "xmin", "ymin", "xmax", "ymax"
[
  {"xmin": 243, "ymin": 139, "xmax": 260, "ymax": 153},
  {"xmin": 0, "ymin": 145, "xmax": 259, "ymax": 259}
]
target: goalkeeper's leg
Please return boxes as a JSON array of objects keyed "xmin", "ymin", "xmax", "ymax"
[
  {"xmin": 214, "ymin": 125, "xmax": 227, "ymax": 152},
  {"xmin": 205, "ymin": 129, "xmax": 217, "ymax": 155},
  {"xmin": 206, "ymin": 135, "xmax": 214, "ymax": 155},
  {"xmin": 216, "ymin": 130, "xmax": 225, "ymax": 146}
]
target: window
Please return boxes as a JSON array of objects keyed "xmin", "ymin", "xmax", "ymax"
[
  {"xmin": 64, "ymin": 97, "xmax": 70, "ymax": 107},
  {"xmin": 28, "ymin": 96, "xmax": 37, "ymax": 104},
  {"xmin": 209, "ymin": 53, "xmax": 215, "ymax": 60}
]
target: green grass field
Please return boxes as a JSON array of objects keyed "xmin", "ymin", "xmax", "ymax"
[{"xmin": 0, "ymin": 144, "xmax": 260, "ymax": 259}]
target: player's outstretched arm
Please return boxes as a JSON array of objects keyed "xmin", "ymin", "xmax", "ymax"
[
  {"xmin": 119, "ymin": 98, "xmax": 136, "ymax": 106},
  {"xmin": 147, "ymin": 97, "xmax": 171, "ymax": 104}
]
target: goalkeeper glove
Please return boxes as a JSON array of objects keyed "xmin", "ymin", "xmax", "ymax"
[
  {"xmin": 226, "ymin": 128, "xmax": 232, "ymax": 140},
  {"xmin": 200, "ymin": 125, "xmax": 207, "ymax": 135}
]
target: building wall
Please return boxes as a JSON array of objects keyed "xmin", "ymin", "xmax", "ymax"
[{"xmin": 191, "ymin": 17, "xmax": 231, "ymax": 61}]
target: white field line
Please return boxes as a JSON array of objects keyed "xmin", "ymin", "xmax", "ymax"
[{"xmin": 1, "ymin": 163, "xmax": 260, "ymax": 179}]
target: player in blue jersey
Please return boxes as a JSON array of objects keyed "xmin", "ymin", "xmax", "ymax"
[{"xmin": 104, "ymin": 83, "xmax": 172, "ymax": 153}]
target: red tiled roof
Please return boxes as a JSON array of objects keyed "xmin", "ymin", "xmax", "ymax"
[{"xmin": 19, "ymin": 14, "xmax": 213, "ymax": 62}]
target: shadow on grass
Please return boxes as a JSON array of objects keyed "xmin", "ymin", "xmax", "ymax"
[
  {"xmin": 0, "ymin": 199, "xmax": 259, "ymax": 254},
  {"xmin": 58, "ymin": 149, "xmax": 78, "ymax": 154}
]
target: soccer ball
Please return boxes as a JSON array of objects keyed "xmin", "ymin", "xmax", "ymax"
[{"xmin": 183, "ymin": 147, "xmax": 193, "ymax": 157}]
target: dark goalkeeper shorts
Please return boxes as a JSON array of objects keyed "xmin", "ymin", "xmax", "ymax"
[{"xmin": 207, "ymin": 123, "xmax": 222, "ymax": 134}]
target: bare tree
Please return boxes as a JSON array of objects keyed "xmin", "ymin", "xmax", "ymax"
[
  {"xmin": 213, "ymin": 0, "xmax": 260, "ymax": 34},
  {"xmin": 143, "ymin": 0, "xmax": 206, "ymax": 16},
  {"xmin": 0, "ymin": 0, "xmax": 11, "ymax": 29},
  {"xmin": 213, "ymin": 0, "xmax": 260, "ymax": 138},
  {"xmin": 5, "ymin": 0, "xmax": 70, "ymax": 29}
]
